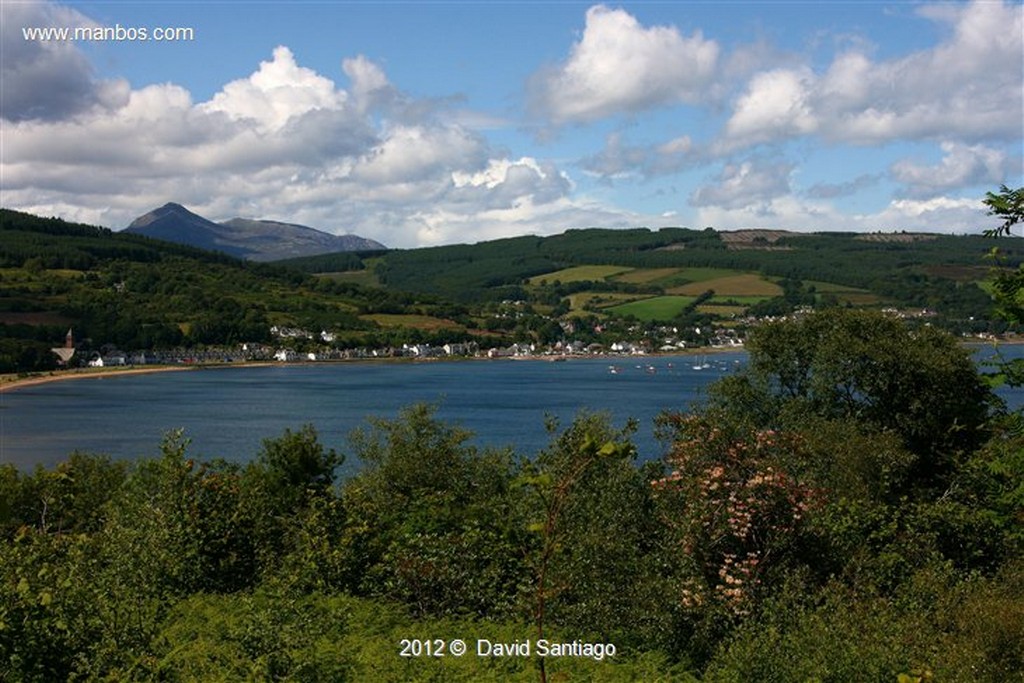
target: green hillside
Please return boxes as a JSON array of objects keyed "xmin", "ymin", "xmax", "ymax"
[
  {"xmin": 287, "ymin": 225, "xmax": 1020, "ymax": 327},
  {"xmin": 3, "ymin": 207, "xmax": 1021, "ymax": 374},
  {"xmin": 0, "ymin": 209, "xmax": 478, "ymax": 372}
]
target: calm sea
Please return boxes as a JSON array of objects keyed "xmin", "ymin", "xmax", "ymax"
[
  {"xmin": 3, "ymin": 346, "xmax": 1021, "ymax": 473},
  {"xmin": 0, "ymin": 354, "xmax": 744, "ymax": 472}
]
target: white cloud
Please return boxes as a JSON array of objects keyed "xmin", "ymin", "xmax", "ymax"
[
  {"xmin": 891, "ymin": 142, "xmax": 1010, "ymax": 197},
  {"xmin": 719, "ymin": 0, "xmax": 1023, "ymax": 150},
  {"xmin": 342, "ymin": 54, "xmax": 398, "ymax": 114},
  {"xmin": 354, "ymin": 124, "xmax": 486, "ymax": 186},
  {"xmin": 691, "ymin": 158, "xmax": 796, "ymax": 210},
  {"xmin": 694, "ymin": 192, "xmax": 989, "ymax": 234},
  {"xmin": 5, "ymin": 1, "xmax": 1018, "ymax": 249},
  {"xmin": 1, "ymin": 27, "xmax": 613, "ymax": 248},
  {"xmin": 581, "ymin": 132, "xmax": 698, "ymax": 179},
  {"xmin": 200, "ymin": 46, "xmax": 347, "ymax": 132},
  {"xmin": 529, "ymin": 5, "xmax": 719, "ymax": 123},
  {"xmin": 721, "ymin": 68, "xmax": 817, "ymax": 151}
]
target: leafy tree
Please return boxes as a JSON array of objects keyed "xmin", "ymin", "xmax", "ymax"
[
  {"xmin": 983, "ymin": 184, "xmax": 1024, "ymax": 238},
  {"xmin": 241, "ymin": 425, "xmax": 343, "ymax": 578},
  {"xmin": 708, "ymin": 308, "xmax": 995, "ymax": 492},
  {"xmin": 520, "ymin": 413, "xmax": 670, "ymax": 663},
  {"xmin": 340, "ymin": 404, "xmax": 526, "ymax": 618}
]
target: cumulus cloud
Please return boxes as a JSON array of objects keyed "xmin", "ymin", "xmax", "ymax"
[
  {"xmin": 891, "ymin": 141, "xmax": 1011, "ymax": 197},
  {"xmin": 5, "ymin": 1, "xmax": 1018, "ymax": 248},
  {"xmin": 690, "ymin": 158, "xmax": 796, "ymax": 210},
  {"xmin": 200, "ymin": 46, "xmax": 347, "ymax": 132},
  {"xmin": 1, "ymin": 12, "xmax": 619, "ymax": 248},
  {"xmin": 529, "ymin": 5, "xmax": 719, "ymax": 123},
  {"xmin": 805, "ymin": 174, "xmax": 882, "ymax": 200},
  {"xmin": 721, "ymin": 68, "xmax": 817, "ymax": 151},
  {"xmin": 0, "ymin": 1, "xmax": 128, "ymax": 121},
  {"xmin": 451, "ymin": 157, "xmax": 573, "ymax": 209},
  {"xmin": 719, "ymin": 0, "xmax": 1023, "ymax": 150},
  {"xmin": 581, "ymin": 132, "xmax": 698, "ymax": 180},
  {"xmin": 694, "ymin": 193, "xmax": 988, "ymax": 235}
]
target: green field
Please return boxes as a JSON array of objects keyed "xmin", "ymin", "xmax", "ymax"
[
  {"xmin": 708, "ymin": 295, "xmax": 773, "ymax": 305},
  {"xmin": 613, "ymin": 267, "xmax": 681, "ymax": 284},
  {"xmin": 529, "ymin": 265, "xmax": 634, "ymax": 285},
  {"xmin": 606, "ymin": 295, "xmax": 697, "ymax": 321},
  {"xmin": 671, "ymin": 273, "xmax": 783, "ymax": 297}
]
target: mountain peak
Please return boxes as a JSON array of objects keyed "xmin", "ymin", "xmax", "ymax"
[{"xmin": 124, "ymin": 203, "xmax": 385, "ymax": 261}]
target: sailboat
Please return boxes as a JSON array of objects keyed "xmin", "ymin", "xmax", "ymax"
[{"xmin": 692, "ymin": 355, "xmax": 710, "ymax": 370}]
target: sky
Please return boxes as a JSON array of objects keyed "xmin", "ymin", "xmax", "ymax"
[{"xmin": 1, "ymin": 1, "xmax": 1022, "ymax": 248}]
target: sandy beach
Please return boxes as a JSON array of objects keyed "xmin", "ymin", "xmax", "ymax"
[{"xmin": 0, "ymin": 364, "xmax": 202, "ymax": 394}]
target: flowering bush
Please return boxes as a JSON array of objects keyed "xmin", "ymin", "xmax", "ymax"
[{"xmin": 654, "ymin": 413, "xmax": 817, "ymax": 617}]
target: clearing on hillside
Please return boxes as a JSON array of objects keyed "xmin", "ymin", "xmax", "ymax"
[
  {"xmin": 605, "ymin": 295, "xmax": 697, "ymax": 322},
  {"xmin": 613, "ymin": 267, "xmax": 681, "ymax": 284},
  {"xmin": 360, "ymin": 314, "xmax": 463, "ymax": 331},
  {"xmin": 669, "ymin": 273, "xmax": 783, "ymax": 297},
  {"xmin": 528, "ymin": 265, "xmax": 633, "ymax": 285}
]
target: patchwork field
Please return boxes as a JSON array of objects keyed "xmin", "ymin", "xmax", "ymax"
[
  {"xmin": 529, "ymin": 265, "xmax": 633, "ymax": 285},
  {"xmin": 696, "ymin": 304, "xmax": 747, "ymax": 317},
  {"xmin": 605, "ymin": 295, "xmax": 697, "ymax": 321},
  {"xmin": 669, "ymin": 273, "xmax": 783, "ymax": 297},
  {"xmin": 612, "ymin": 267, "xmax": 681, "ymax": 284},
  {"xmin": 565, "ymin": 292, "xmax": 643, "ymax": 314}
]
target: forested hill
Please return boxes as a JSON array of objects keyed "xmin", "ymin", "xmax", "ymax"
[
  {"xmin": 3, "ymin": 207, "xmax": 1022, "ymax": 373},
  {"xmin": 0, "ymin": 209, "xmax": 437, "ymax": 370},
  {"xmin": 280, "ymin": 226, "xmax": 1024, "ymax": 302}
]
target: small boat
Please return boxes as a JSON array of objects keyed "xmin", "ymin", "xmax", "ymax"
[{"xmin": 693, "ymin": 355, "xmax": 710, "ymax": 370}]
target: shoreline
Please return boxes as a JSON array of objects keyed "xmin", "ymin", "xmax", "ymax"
[
  {"xmin": 2, "ymin": 336, "xmax": 1008, "ymax": 394},
  {"xmin": 0, "ymin": 348, "xmax": 739, "ymax": 394},
  {"xmin": 0, "ymin": 364, "xmax": 200, "ymax": 394}
]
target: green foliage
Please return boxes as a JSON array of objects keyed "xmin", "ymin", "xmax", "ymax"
[
  {"xmin": 710, "ymin": 308, "xmax": 995, "ymax": 487},
  {"xmin": 0, "ymin": 453, "xmax": 127, "ymax": 537},
  {"xmin": 340, "ymin": 404, "xmax": 527, "ymax": 619},
  {"xmin": 704, "ymin": 563, "xmax": 1024, "ymax": 683},
  {"xmin": 521, "ymin": 414, "xmax": 671, "ymax": 653},
  {"xmin": 2, "ymin": 268, "xmax": 1022, "ymax": 680},
  {"xmin": 983, "ymin": 185, "xmax": 1024, "ymax": 238}
]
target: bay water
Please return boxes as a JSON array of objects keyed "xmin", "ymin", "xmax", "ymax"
[
  {"xmin": 0, "ymin": 354, "xmax": 743, "ymax": 473},
  {"xmin": 4, "ymin": 345, "xmax": 1022, "ymax": 474}
]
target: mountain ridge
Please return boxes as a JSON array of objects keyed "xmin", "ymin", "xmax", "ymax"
[{"xmin": 124, "ymin": 203, "xmax": 385, "ymax": 261}]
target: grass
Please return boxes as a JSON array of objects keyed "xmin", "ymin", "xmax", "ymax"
[
  {"xmin": 805, "ymin": 280, "xmax": 869, "ymax": 293},
  {"xmin": 670, "ymin": 274, "xmax": 783, "ymax": 297},
  {"xmin": 529, "ymin": 265, "xmax": 634, "ymax": 285},
  {"xmin": 566, "ymin": 292, "xmax": 644, "ymax": 310},
  {"xmin": 710, "ymin": 295, "xmax": 774, "ymax": 305},
  {"xmin": 697, "ymin": 304, "xmax": 748, "ymax": 317},
  {"xmin": 833, "ymin": 292, "xmax": 883, "ymax": 305},
  {"xmin": 606, "ymin": 296, "xmax": 697, "ymax": 321},
  {"xmin": 613, "ymin": 268, "xmax": 681, "ymax": 284}
]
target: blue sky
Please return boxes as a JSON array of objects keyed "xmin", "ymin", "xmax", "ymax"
[{"xmin": 2, "ymin": 1, "xmax": 1021, "ymax": 247}]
